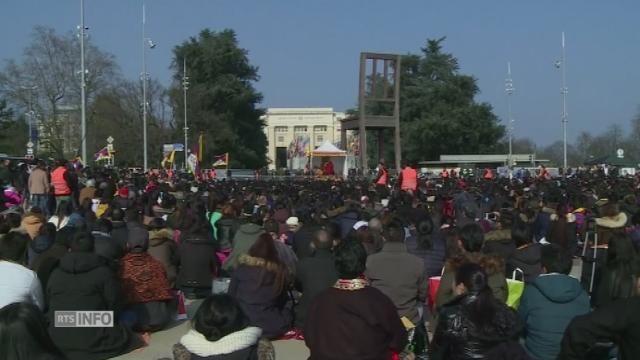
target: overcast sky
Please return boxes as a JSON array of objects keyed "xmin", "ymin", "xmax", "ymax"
[{"xmin": 2, "ymin": 0, "xmax": 639, "ymax": 145}]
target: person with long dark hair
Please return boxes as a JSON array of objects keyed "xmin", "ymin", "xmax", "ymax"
[
  {"xmin": 48, "ymin": 201, "xmax": 72, "ymax": 230},
  {"xmin": 228, "ymin": 233, "xmax": 291, "ymax": 339},
  {"xmin": 592, "ymin": 233, "xmax": 640, "ymax": 308},
  {"xmin": 0, "ymin": 302, "xmax": 65, "ymax": 360},
  {"xmin": 172, "ymin": 294, "xmax": 274, "ymax": 360},
  {"xmin": 430, "ymin": 263, "xmax": 525, "ymax": 360}
]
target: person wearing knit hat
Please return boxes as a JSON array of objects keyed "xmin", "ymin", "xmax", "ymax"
[
  {"xmin": 119, "ymin": 225, "xmax": 174, "ymax": 331},
  {"xmin": 79, "ymin": 179, "xmax": 97, "ymax": 207},
  {"xmin": 112, "ymin": 186, "xmax": 133, "ymax": 211},
  {"xmin": 595, "ymin": 201, "xmax": 627, "ymax": 245},
  {"xmin": 286, "ymin": 217, "xmax": 300, "ymax": 231}
]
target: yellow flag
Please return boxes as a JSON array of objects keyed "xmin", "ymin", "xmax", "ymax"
[{"xmin": 198, "ymin": 133, "xmax": 204, "ymax": 162}]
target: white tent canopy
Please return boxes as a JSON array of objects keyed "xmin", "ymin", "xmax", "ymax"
[
  {"xmin": 312, "ymin": 141, "xmax": 347, "ymax": 156},
  {"xmin": 311, "ymin": 141, "xmax": 349, "ymax": 177}
]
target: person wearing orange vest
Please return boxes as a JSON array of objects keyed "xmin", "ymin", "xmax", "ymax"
[
  {"xmin": 375, "ymin": 161, "xmax": 389, "ymax": 186},
  {"xmin": 51, "ymin": 159, "xmax": 72, "ymax": 208},
  {"xmin": 375, "ymin": 161, "xmax": 389, "ymax": 198},
  {"xmin": 399, "ymin": 161, "xmax": 418, "ymax": 193},
  {"xmin": 538, "ymin": 165, "xmax": 550, "ymax": 180}
]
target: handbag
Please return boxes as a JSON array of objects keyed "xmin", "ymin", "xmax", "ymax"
[{"xmin": 506, "ymin": 268, "xmax": 525, "ymax": 309}]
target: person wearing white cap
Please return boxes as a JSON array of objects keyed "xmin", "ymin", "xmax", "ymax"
[
  {"xmin": 286, "ymin": 216, "xmax": 300, "ymax": 230},
  {"xmin": 353, "ymin": 220, "xmax": 368, "ymax": 231}
]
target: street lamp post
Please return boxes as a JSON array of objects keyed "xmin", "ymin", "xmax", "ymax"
[
  {"xmin": 182, "ymin": 57, "xmax": 189, "ymax": 169},
  {"xmin": 556, "ymin": 32, "xmax": 568, "ymax": 173},
  {"xmin": 141, "ymin": 3, "xmax": 155, "ymax": 171},
  {"xmin": 505, "ymin": 61, "xmax": 515, "ymax": 177},
  {"xmin": 79, "ymin": 0, "xmax": 87, "ymax": 165},
  {"xmin": 21, "ymin": 85, "xmax": 38, "ymax": 144}
]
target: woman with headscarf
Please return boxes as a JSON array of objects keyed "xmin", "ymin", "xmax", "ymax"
[{"xmin": 119, "ymin": 229, "xmax": 175, "ymax": 332}]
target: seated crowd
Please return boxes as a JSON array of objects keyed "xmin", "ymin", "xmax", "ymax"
[{"xmin": 1, "ymin": 159, "xmax": 640, "ymax": 360}]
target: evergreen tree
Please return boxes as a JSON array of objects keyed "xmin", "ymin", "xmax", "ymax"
[
  {"xmin": 170, "ymin": 29, "xmax": 266, "ymax": 169},
  {"xmin": 400, "ymin": 37, "xmax": 505, "ymax": 162}
]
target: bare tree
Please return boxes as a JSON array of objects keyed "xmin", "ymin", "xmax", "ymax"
[{"xmin": 0, "ymin": 26, "xmax": 119, "ymax": 158}]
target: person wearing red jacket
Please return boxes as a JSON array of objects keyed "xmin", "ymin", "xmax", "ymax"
[{"xmin": 323, "ymin": 159, "xmax": 335, "ymax": 176}]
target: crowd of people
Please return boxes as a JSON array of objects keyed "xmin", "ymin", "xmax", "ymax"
[{"xmin": 1, "ymin": 157, "xmax": 640, "ymax": 359}]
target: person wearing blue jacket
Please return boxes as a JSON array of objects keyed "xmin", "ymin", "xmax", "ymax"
[{"xmin": 518, "ymin": 244, "xmax": 590, "ymax": 360}]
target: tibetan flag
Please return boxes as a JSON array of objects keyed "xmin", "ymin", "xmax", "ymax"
[
  {"xmin": 187, "ymin": 152, "xmax": 199, "ymax": 175},
  {"xmin": 161, "ymin": 150, "xmax": 175, "ymax": 168},
  {"xmin": 72, "ymin": 156, "xmax": 84, "ymax": 170},
  {"xmin": 212, "ymin": 153, "xmax": 228, "ymax": 167},
  {"xmin": 94, "ymin": 147, "xmax": 110, "ymax": 161}
]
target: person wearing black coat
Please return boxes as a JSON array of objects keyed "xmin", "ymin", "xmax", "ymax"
[
  {"xmin": 229, "ymin": 234, "xmax": 292, "ymax": 340},
  {"xmin": 109, "ymin": 208, "xmax": 129, "ymax": 253},
  {"xmin": 508, "ymin": 244, "xmax": 542, "ymax": 283},
  {"xmin": 177, "ymin": 220, "xmax": 220, "ymax": 299},
  {"xmin": 92, "ymin": 218, "xmax": 124, "ymax": 267},
  {"xmin": 333, "ymin": 207, "xmax": 360, "ymax": 240},
  {"xmin": 506, "ymin": 220, "xmax": 541, "ymax": 282},
  {"xmin": 559, "ymin": 297, "xmax": 640, "ymax": 360},
  {"xmin": 482, "ymin": 229, "xmax": 516, "ymax": 265},
  {"xmin": 215, "ymin": 214, "xmax": 239, "ymax": 251},
  {"xmin": 294, "ymin": 229, "xmax": 338, "ymax": 329},
  {"xmin": 125, "ymin": 209, "xmax": 149, "ymax": 250},
  {"xmin": 405, "ymin": 219, "xmax": 446, "ymax": 279},
  {"xmin": 430, "ymin": 263, "xmax": 525, "ymax": 360},
  {"xmin": 292, "ymin": 223, "xmax": 316, "ymax": 260},
  {"xmin": 46, "ymin": 231, "xmax": 144, "ymax": 360},
  {"xmin": 305, "ymin": 239, "xmax": 408, "ymax": 359},
  {"xmin": 32, "ymin": 226, "xmax": 75, "ymax": 293},
  {"xmin": 28, "ymin": 222, "xmax": 56, "ymax": 268},
  {"xmin": 591, "ymin": 233, "xmax": 640, "ymax": 308}
]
